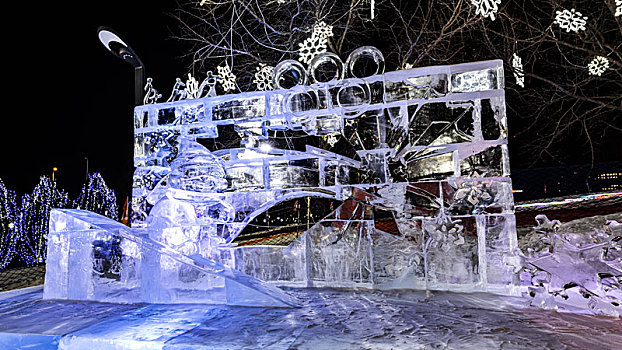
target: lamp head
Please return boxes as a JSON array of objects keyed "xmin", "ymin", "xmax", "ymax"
[{"xmin": 97, "ymin": 26, "xmax": 143, "ymax": 68}]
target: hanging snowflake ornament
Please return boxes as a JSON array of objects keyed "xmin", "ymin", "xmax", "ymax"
[
  {"xmin": 312, "ymin": 21, "xmax": 334, "ymax": 40},
  {"xmin": 253, "ymin": 64, "xmax": 274, "ymax": 91},
  {"xmin": 471, "ymin": 0, "xmax": 501, "ymax": 21},
  {"xmin": 216, "ymin": 64, "xmax": 237, "ymax": 92},
  {"xmin": 298, "ymin": 34, "xmax": 328, "ymax": 65},
  {"xmin": 587, "ymin": 56, "xmax": 609, "ymax": 76},
  {"xmin": 511, "ymin": 53, "xmax": 525, "ymax": 88},
  {"xmin": 554, "ymin": 9, "xmax": 588, "ymax": 33},
  {"xmin": 616, "ymin": 0, "xmax": 622, "ymax": 17}
]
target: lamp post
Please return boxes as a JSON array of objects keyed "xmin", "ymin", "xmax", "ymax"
[
  {"xmin": 52, "ymin": 167, "xmax": 58, "ymax": 182},
  {"xmin": 84, "ymin": 157, "xmax": 89, "ymax": 182},
  {"xmin": 97, "ymin": 26, "xmax": 145, "ymax": 106}
]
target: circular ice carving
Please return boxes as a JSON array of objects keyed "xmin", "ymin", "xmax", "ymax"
[
  {"xmin": 336, "ymin": 78, "xmax": 370, "ymax": 117},
  {"xmin": 308, "ymin": 52, "xmax": 344, "ymax": 84},
  {"xmin": 273, "ymin": 60, "xmax": 308, "ymax": 89},
  {"xmin": 284, "ymin": 87, "xmax": 319, "ymax": 116},
  {"xmin": 345, "ymin": 46, "xmax": 385, "ymax": 78}
]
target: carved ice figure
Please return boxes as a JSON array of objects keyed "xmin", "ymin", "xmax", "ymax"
[
  {"xmin": 147, "ymin": 192, "xmax": 199, "ymax": 255},
  {"xmin": 168, "ymin": 138, "xmax": 228, "ymax": 194}
]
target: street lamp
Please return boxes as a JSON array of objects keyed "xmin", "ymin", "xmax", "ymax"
[
  {"xmin": 84, "ymin": 157, "xmax": 89, "ymax": 182},
  {"xmin": 97, "ymin": 26, "xmax": 145, "ymax": 105},
  {"xmin": 52, "ymin": 167, "xmax": 58, "ymax": 182}
]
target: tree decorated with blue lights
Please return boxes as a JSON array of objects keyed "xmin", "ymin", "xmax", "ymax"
[
  {"xmin": 75, "ymin": 172, "xmax": 118, "ymax": 221},
  {"xmin": 0, "ymin": 178, "xmax": 17, "ymax": 270},
  {"xmin": 16, "ymin": 176, "xmax": 70, "ymax": 265}
]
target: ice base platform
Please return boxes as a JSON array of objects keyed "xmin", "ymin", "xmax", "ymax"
[{"xmin": 1, "ymin": 285, "xmax": 621, "ymax": 349}]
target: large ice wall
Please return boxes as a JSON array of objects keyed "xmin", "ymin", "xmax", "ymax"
[{"xmin": 129, "ymin": 54, "xmax": 520, "ymax": 296}]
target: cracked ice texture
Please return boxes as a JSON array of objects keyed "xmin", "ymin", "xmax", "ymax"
[{"xmin": 127, "ymin": 58, "xmax": 520, "ymax": 296}]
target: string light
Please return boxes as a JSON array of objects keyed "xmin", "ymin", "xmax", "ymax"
[{"xmin": 0, "ymin": 173, "xmax": 118, "ymax": 269}]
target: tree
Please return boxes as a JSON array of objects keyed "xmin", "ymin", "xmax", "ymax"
[
  {"xmin": 0, "ymin": 178, "xmax": 17, "ymax": 270},
  {"xmin": 171, "ymin": 0, "xmax": 621, "ymax": 167},
  {"xmin": 17, "ymin": 176, "xmax": 70, "ymax": 265},
  {"xmin": 75, "ymin": 172, "xmax": 119, "ymax": 220}
]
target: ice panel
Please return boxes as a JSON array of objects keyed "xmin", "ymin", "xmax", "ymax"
[{"xmin": 45, "ymin": 209, "xmax": 299, "ymax": 307}]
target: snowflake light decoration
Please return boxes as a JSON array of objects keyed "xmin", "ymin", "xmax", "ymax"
[
  {"xmin": 471, "ymin": 0, "xmax": 501, "ymax": 21},
  {"xmin": 511, "ymin": 53, "xmax": 525, "ymax": 88},
  {"xmin": 216, "ymin": 64, "xmax": 237, "ymax": 92},
  {"xmin": 298, "ymin": 34, "xmax": 327, "ymax": 65},
  {"xmin": 616, "ymin": 0, "xmax": 622, "ymax": 17},
  {"xmin": 554, "ymin": 9, "xmax": 588, "ymax": 33},
  {"xmin": 587, "ymin": 56, "xmax": 609, "ymax": 76},
  {"xmin": 253, "ymin": 64, "xmax": 274, "ymax": 91},
  {"xmin": 312, "ymin": 21, "xmax": 334, "ymax": 40}
]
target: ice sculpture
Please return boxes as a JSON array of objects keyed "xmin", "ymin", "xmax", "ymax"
[
  {"xmin": 520, "ymin": 215, "xmax": 622, "ymax": 316},
  {"xmin": 44, "ymin": 209, "xmax": 298, "ymax": 307},
  {"xmin": 44, "ymin": 48, "xmax": 519, "ymax": 307},
  {"xmin": 128, "ymin": 49, "xmax": 519, "ymax": 297}
]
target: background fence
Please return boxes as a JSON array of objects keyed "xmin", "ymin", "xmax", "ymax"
[{"xmin": 512, "ymin": 161, "xmax": 622, "ymax": 226}]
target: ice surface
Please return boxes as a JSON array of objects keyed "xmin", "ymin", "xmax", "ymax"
[
  {"xmin": 2, "ymin": 286, "xmax": 621, "ymax": 349},
  {"xmin": 126, "ymin": 55, "xmax": 519, "ymax": 297}
]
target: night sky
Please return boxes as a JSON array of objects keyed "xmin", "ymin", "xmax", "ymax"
[
  {"xmin": 1, "ymin": 2, "xmax": 619, "ymax": 205},
  {"xmin": 1, "ymin": 1, "xmax": 183, "ymax": 203}
]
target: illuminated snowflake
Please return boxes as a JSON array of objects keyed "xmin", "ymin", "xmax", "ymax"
[
  {"xmin": 185, "ymin": 73, "xmax": 200, "ymax": 99},
  {"xmin": 511, "ymin": 53, "xmax": 525, "ymax": 88},
  {"xmin": 216, "ymin": 64, "xmax": 237, "ymax": 92},
  {"xmin": 471, "ymin": 0, "xmax": 501, "ymax": 21},
  {"xmin": 298, "ymin": 34, "xmax": 327, "ymax": 64},
  {"xmin": 587, "ymin": 56, "xmax": 609, "ymax": 76},
  {"xmin": 616, "ymin": 0, "xmax": 622, "ymax": 17},
  {"xmin": 253, "ymin": 64, "xmax": 274, "ymax": 91},
  {"xmin": 554, "ymin": 8, "xmax": 587, "ymax": 33},
  {"xmin": 312, "ymin": 21, "xmax": 334, "ymax": 40}
]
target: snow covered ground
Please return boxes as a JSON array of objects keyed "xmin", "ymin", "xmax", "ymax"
[{"xmin": 0, "ymin": 284, "xmax": 620, "ymax": 349}]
